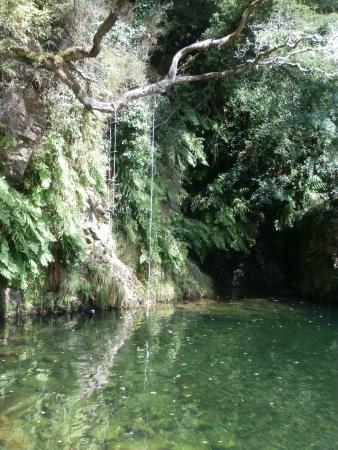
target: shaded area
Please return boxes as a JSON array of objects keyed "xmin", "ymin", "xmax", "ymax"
[{"xmin": 204, "ymin": 201, "xmax": 338, "ymax": 303}]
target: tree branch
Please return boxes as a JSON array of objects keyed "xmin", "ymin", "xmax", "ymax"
[
  {"xmin": 167, "ymin": 0, "xmax": 264, "ymax": 82},
  {"xmin": 10, "ymin": 0, "xmax": 136, "ymax": 65},
  {"xmin": 5, "ymin": 0, "xmax": 335, "ymax": 114},
  {"xmin": 60, "ymin": 0, "xmax": 136, "ymax": 62},
  {"xmin": 262, "ymin": 59, "xmax": 337, "ymax": 78},
  {"xmin": 57, "ymin": 34, "xmax": 337, "ymax": 112}
]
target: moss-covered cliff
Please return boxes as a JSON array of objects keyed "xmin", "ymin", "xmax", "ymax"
[{"xmin": 0, "ymin": 0, "xmax": 213, "ymax": 317}]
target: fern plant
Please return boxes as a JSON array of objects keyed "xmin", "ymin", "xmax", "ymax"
[{"xmin": 0, "ymin": 176, "xmax": 54, "ymax": 288}]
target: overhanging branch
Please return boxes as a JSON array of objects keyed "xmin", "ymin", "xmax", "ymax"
[
  {"xmin": 10, "ymin": 0, "xmax": 135, "ymax": 65},
  {"xmin": 167, "ymin": 0, "xmax": 264, "ymax": 82},
  {"xmin": 5, "ymin": 0, "xmax": 336, "ymax": 114}
]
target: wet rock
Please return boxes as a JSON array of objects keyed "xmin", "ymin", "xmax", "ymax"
[
  {"xmin": 75, "ymin": 189, "xmax": 138, "ymax": 308},
  {"xmin": 1, "ymin": 146, "xmax": 34, "ymax": 184},
  {"xmin": 0, "ymin": 84, "xmax": 45, "ymax": 142},
  {"xmin": 93, "ymin": 223, "xmax": 111, "ymax": 245}
]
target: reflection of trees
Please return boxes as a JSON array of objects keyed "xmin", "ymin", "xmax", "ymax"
[
  {"xmin": 0, "ymin": 312, "xmax": 146, "ymax": 448},
  {"xmin": 0, "ymin": 308, "xmax": 182, "ymax": 448},
  {"xmin": 77, "ymin": 311, "xmax": 141, "ymax": 397},
  {"xmin": 2, "ymin": 302, "xmax": 337, "ymax": 448}
]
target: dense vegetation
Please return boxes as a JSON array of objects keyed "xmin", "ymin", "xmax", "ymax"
[{"xmin": 0, "ymin": 0, "xmax": 336, "ymax": 314}]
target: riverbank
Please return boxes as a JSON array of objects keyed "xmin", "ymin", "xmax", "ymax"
[{"xmin": 0, "ymin": 260, "xmax": 214, "ymax": 319}]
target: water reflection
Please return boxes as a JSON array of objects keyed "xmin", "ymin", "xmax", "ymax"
[{"xmin": 0, "ymin": 300, "xmax": 338, "ymax": 449}]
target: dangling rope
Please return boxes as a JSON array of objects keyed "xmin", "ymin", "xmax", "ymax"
[
  {"xmin": 146, "ymin": 100, "xmax": 156, "ymax": 316},
  {"xmin": 107, "ymin": 108, "xmax": 118, "ymax": 232},
  {"xmin": 107, "ymin": 113, "xmax": 113, "ymax": 232},
  {"xmin": 112, "ymin": 107, "xmax": 118, "ymax": 217}
]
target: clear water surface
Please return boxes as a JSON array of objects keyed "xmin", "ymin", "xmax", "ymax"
[{"xmin": 0, "ymin": 299, "xmax": 338, "ymax": 449}]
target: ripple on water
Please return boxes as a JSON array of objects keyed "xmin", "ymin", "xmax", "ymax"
[{"xmin": 0, "ymin": 299, "xmax": 337, "ymax": 449}]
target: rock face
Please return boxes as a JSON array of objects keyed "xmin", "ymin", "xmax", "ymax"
[
  {"xmin": 0, "ymin": 83, "xmax": 45, "ymax": 185},
  {"xmin": 1, "ymin": 146, "xmax": 34, "ymax": 183},
  {"xmin": 81, "ymin": 191, "xmax": 139, "ymax": 309},
  {"xmin": 0, "ymin": 81, "xmax": 138, "ymax": 314}
]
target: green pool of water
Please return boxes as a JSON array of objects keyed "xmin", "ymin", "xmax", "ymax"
[{"xmin": 0, "ymin": 299, "xmax": 338, "ymax": 449}]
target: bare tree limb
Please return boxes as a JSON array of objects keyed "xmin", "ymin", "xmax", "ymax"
[
  {"xmin": 60, "ymin": 0, "xmax": 137, "ymax": 62},
  {"xmin": 54, "ymin": 32, "xmax": 336, "ymax": 112},
  {"xmin": 262, "ymin": 59, "xmax": 337, "ymax": 78},
  {"xmin": 90, "ymin": 35, "xmax": 336, "ymax": 111},
  {"xmin": 167, "ymin": 0, "xmax": 264, "ymax": 82}
]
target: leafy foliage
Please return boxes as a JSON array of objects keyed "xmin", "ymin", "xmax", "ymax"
[
  {"xmin": 0, "ymin": 0, "xmax": 70, "ymax": 77},
  {"xmin": 0, "ymin": 81, "xmax": 108, "ymax": 293},
  {"xmin": 145, "ymin": 0, "xmax": 337, "ymax": 270},
  {"xmin": 0, "ymin": 176, "xmax": 54, "ymax": 288},
  {"xmin": 0, "ymin": 0, "xmax": 336, "ymax": 304},
  {"xmin": 114, "ymin": 99, "xmax": 188, "ymax": 277},
  {"xmin": 109, "ymin": 0, "xmax": 336, "ymax": 293}
]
